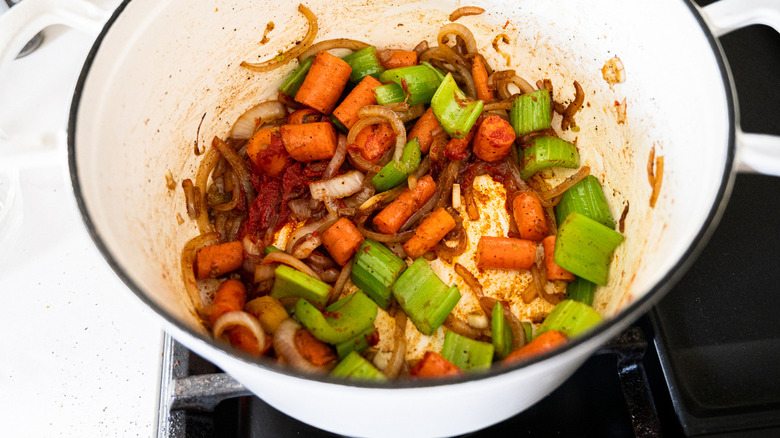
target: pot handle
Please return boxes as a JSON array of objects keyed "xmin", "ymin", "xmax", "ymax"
[{"xmin": 701, "ymin": 0, "xmax": 780, "ymax": 176}]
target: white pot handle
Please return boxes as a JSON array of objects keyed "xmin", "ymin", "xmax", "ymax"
[{"xmin": 701, "ymin": 0, "xmax": 780, "ymax": 176}]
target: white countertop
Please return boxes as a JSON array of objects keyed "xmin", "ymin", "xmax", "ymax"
[{"xmin": 0, "ymin": 3, "xmax": 165, "ymax": 437}]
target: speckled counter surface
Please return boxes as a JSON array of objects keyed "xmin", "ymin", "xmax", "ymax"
[{"xmin": 0, "ymin": 3, "xmax": 165, "ymax": 436}]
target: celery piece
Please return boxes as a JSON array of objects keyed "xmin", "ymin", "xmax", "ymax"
[
  {"xmin": 537, "ymin": 299, "xmax": 602, "ymax": 338},
  {"xmin": 279, "ymin": 57, "xmax": 314, "ymax": 97},
  {"xmin": 294, "ymin": 292, "xmax": 378, "ymax": 344},
  {"xmin": 491, "ymin": 301, "xmax": 513, "ymax": 359},
  {"xmin": 331, "ymin": 351, "xmax": 387, "ymax": 382},
  {"xmin": 510, "ymin": 89, "xmax": 552, "ymax": 136},
  {"xmin": 420, "ymin": 61, "xmax": 446, "ymax": 82},
  {"xmin": 555, "ymin": 212, "xmax": 624, "ymax": 286},
  {"xmin": 270, "ymin": 265, "xmax": 331, "ymax": 307},
  {"xmin": 373, "ymin": 83, "xmax": 406, "ymax": 105},
  {"xmin": 379, "ymin": 65, "xmax": 442, "ymax": 106},
  {"xmin": 430, "ymin": 73, "xmax": 484, "ymax": 139},
  {"xmin": 342, "ymin": 46, "xmax": 385, "ymax": 83},
  {"xmin": 351, "ymin": 240, "xmax": 407, "ymax": 309},
  {"xmin": 555, "ymin": 175, "xmax": 615, "ymax": 229},
  {"xmin": 392, "ymin": 258, "xmax": 462, "ymax": 336},
  {"xmin": 441, "ymin": 331, "xmax": 494, "ymax": 372},
  {"xmin": 330, "ymin": 114, "xmax": 349, "ymax": 134},
  {"xmin": 566, "ymin": 276, "xmax": 596, "ymax": 306},
  {"xmin": 335, "ymin": 327, "xmax": 376, "ymax": 359},
  {"xmin": 522, "ymin": 321, "xmax": 533, "ymax": 343},
  {"xmin": 520, "ymin": 136, "xmax": 580, "ymax": 180},
  {"xmin": 371, "ymin": 137, "xmax": 421, "ymax": 191},
  {"xmin": 264, "ymin": 245, "xmax": 283, "ymax": 254}
]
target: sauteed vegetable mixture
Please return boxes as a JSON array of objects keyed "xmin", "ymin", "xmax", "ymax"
[{"xmin": 181, "ymin": 5, "xmax": 623, "ymax": 380}]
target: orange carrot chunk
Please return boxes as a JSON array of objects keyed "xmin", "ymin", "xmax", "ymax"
[
  {"xmin": 353, "ymin": 122, "xmax": 396, "ymax": 162},
  {"xmin": 295, "ymin": 328, "xmax": 338, "ymax": 367},
  {"xmin": 476, "ymin": 236, "xmax": 536, "ymax": 271},
  {"xmin": 474, "ymin": 115, "xmax": 516, "ymax": 162},
  {"xmin": 332, "ymin": 75, "xmax": 383, "ymax": 130},
  {"xmin": 472, "ymin": 56, "xmax": 494, "ymax": 102},
  {"xmin": 505, "ymin": 330, "xmax": 568, "ymax": 362},
  {"xmin": 195, "ymin": 241, "xmax": 244, "ymax": 279},
  {"xmin": 246, "ymin": 127, "xmax": 291, "ymax": 178},
  {"xmin": 373, "ymin": 174, "xmax": 437, "ymax": 234},
  {"xmin": 210, "ymin": 279, "xmax": 267, "ymax": 357},
  {"xmin": 294, "ymin": 51, "xmax": 352, "ymax": 115},
  {"xmin": 402, "ymin": 207, "xmax": 457, "ymax": 259},
  {"xmin": 377, "ymin": 49, "xmax": 419, "ymax": 69},
  {"xmin": 410, "ymin": 351, "xmax": 465, "ymax": 378},
  {"xmin": 408, "ymin": 107, "xmax": 442, "ymax": 154},
  {"xmin": 542, "ymin": 235, "xmax": 575, "ymax": 281},
  {"xmin": 512, "ymin": 192, "xmax": 549, "ymax": 241},
  {"xmin": 286, "ymin": 108, "xmax": 327, "ymax": 125},
  {"xmin": 322, "ymin": 217, "xmax": 365, "ymax": 266},
  {"xmin": 280, "ymin": 122, "xmax": 338, "ymax": 162}
]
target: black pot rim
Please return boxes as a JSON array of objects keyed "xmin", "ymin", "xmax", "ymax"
[{"xmin": 67, "ymin": 0, "xmax": 737, "ymax": 390}]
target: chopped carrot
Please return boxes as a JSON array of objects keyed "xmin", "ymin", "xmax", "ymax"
[
  {"xmin": 542, "ymin": 235, "xmax": 575, "ymax": 281},
  {"xmin": 195, "ymin": 241, "xmax": 244, "ymax": 279},
  {"xmin": 476, "ymin": 236, "xmax": 536, "ymax": 271},
  {"xmin": 227, "ymin": 330, "xmax": 272, "ymax": 357},
  {"xmin": 295, "ymin": 328, "xmax": 338, "ymax": 367},
  {"xmin": 408, "ymin": 107, "xmax": 442, "ymax": 154},
  {"xmin": 294, "ymin": 51, "xmax": 352, "ymax": 115},
  {"xmin": 321, "ymin": 217, "xmax": 365, "ymax": 266},
  {"xmin": 445, "ymin": 126, "xmax": 476, "ymax": 160},
  {"xmin": 373, "ymin": 174, "xmax": 436, "ymax": 234},
  {"xmin": 410, "ymin": 351, "xmax": 465, "ymax": 378},
  {"xmin": 209, "ymin": 279, "xmax": 247, "ymax": 325},
  {"xmin": 473, "ymin": 115, "xmax": 516, "ymax": 162},
  {"xmin": 402, "ymin": 207, "xmax": 457, "ymax": 259},
  {"xmin": 332, "ymin": 75, "xmax": 383, "ymax": 129},
  {"xmin": 472, "ymin": 56, "xmax": 494, "ymax": 102},
  {"xmin": 512, "ymin": 192, "xmax": 549, "ymax": 241},
  {"xmin": 280, "ymin": 122, "xmax": 338, "ymax": 162},
  {"xmin": 353, "ymin": 122, "xmax": 396, "ymax": 162},
  {"xmin": 377, "ymin": 49, "xmax": 418, "ymax": 69},
  {"xmin": 246, "ymin": 127, "xmax": 291, "ymax": 178},
  {"xmin": 505, "ymin": 330, "xmax": 567, "ymax": 362},
  {"xmin": 287, "ymin": 108, "xmax": 327, "ymax": 124}
]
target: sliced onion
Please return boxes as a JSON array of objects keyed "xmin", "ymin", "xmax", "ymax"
[
  {"xmin": 288, "ymin": 198, "xmax": 314, "ymax": 221},
  {"xmin": 435, "ymin": 227, "xmax": 468, "ymax": 263},
  {"xmin": 452, "ymin": 183, "xmax": 461, "ymax": 209},
  {"xmin": 320, "ymin": 269, "xmax": 339, "ymax": 283},
  {"xmin": 181, "ymin": 232, "xmax": 220, "ymax": 318},
  {"xmin": 261, "ymin": 251, "xmax": 323, "ymax": 280},
  {"xmin": 650, "ymin": 155, "xmax": 664, "ymax": 208},
  {"xmin": 413, "ymin": 40, "xmax": 429, "ymax": 57},
  {"xmin": 329, "ymin": 259, "xmax": 353, "ymax": 305},
  {"xmin": 241, "ymin": 5, "xmax": 318, "ymax": 72},
  {"xmin": 243, "ymin": 235, "xmax": 262, "ymax": 256},
  {"xmin": 394, "ymin": 104, "xmax": 425, "ymax": 122},
  {"xmin": 291, "ymin": 232, "xmax": 322, "ymax": 259},
  {"xmin": 297, "ymin": 38, "xmax": 369, "ymax": 62},
  {"xmin": 521, "ymin": 281, "xmax": 538, "ymax": 304},
  {"xmin": 253, "ymin": 263, "xmax": 276, "ymax": 283},
  {"xmin": 449, "ymin": 6, "xmax": 485, "ymax": 21},
  {"xmin": 358, "ymin": 183, "xmax": 407, "ymax": 210},
  {"xmin": 323, "ymin": 134, "xmax": 348, "ymax": 180},
  {"xmin": 483, "ymin": 101, "xmax": 513, "ymax": 111},
  {"xmin": 383, "ymin": 310, "xmax": 407, "ymax": 378},
  {"xmin": 357, "ymin": 106, "xmax": 406, "ymax": 161},
  {"xmin": 347, "ymin": 149, "xmax": 383, "ymax": 174},
  {"xmin": 357, "ymin": 223, "xmax": 414, "ymax": 243},
  {"xmin": 273, "ymin": 319, "xmax": 325, "ymax": 374},
  {"xmin": 212, "ymin": 311, "xmax": 267, "ymax": 353},
  {"xmin": 309, "ymin": 170, "xmax": 365, "ymax": 201},
  {"xmin": 209, "ymin": 170, "xmax": 241, "ymax": 212},
  {"xmin": 346, "ymin": 116, "xmax": 385, "ymax": 147},
  {"xmin": 444, "ymin": 314, "xmax": 483, "ymax": 340},
  {"xmin": 212, "ymin": 136, "xmax": 256, "ymax": 206},
  {"xmin": 182, "ymin": 178, "xmax": 200, "ymax": 219},
  {"xmin": 537, "ymin": 166, "xmax": 591, "ymax": 200},
  {"xmin": 306, "ymin": 252, "xmax": 337, "ymax": 270},
  {"xmin": 454, "ymin": 263, "xmax": 483, "ymax": 297},
  {"xmin": 437, "ymin": 23, "xmax": 477, "ymax": 54},
  {"xmin": 194, "ymin": 148, "xmax": 221, "ymax": 234},
  {"xmin": 230, "ymin": 101, "xmax": 286, "ymax": 140},
  {"xmin": 285, "ymin": 213, "xmax": 338, "ymax": 253},
  {"xmin": 502, "ymin": 305, "xmax": 527, "ymax": 350}
]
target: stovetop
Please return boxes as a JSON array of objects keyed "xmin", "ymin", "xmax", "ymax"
[{"xmin": 155, "ymin": 2, "xmax": 780, "ymax": 437}]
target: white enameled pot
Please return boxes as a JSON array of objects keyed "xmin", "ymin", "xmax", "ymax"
[{"xmin": 3, "ymin": 0, "xmax": 780, "ymax": 436}]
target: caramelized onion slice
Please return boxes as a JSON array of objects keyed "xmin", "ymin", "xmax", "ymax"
[
  {"xmin": 241, "ymin": 4, "xmax": 318, "ymax": 72},
  {"xmin": 273, "ymin": 319, "xmax": 325, "ymax": 374},
  {"xmin": 261, "ymin": 251, "xmax": 322, "ymax": 280},
  {"xmin": 212, "ymin": 311, "xmax": 267, "ymax": 353},
  {"xmin": 356, "ymin": 106, "xmax": 407, "ymax": 162},
  {"xmin": 449, "ymin": 6, "xmax": 485, "ymax": 21},
  {"xmin": 230, "ymin": 101, "xmax": 286, "ymax": 140},
  {"xmin": 297, "ymin": 38, "xmax": 369, "ymax": 62},
  {"xmin": 181, "ymin": 232, "xmax": 220, "ymax": 318},
  {"xmin": 438, "ymin": 23, "xmax": 477, "ymax": 54}
]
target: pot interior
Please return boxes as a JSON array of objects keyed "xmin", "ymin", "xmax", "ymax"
[{"xmin": 72, "ymin": 0, "xmax": 731, "ymax": 363}]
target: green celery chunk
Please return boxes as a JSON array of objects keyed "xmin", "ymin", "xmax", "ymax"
[
  {"xmin": 351, "ymin": 240, "xmax": 406, "ymax": 309},
  {"xmin": 335, "ymin": 327, "xmax": 376, "ymax": 359},
  {"xmin": 510, "ymin": 89, "xmax": 552, "ymax": 136},
  {"xmin": 331, "ymin": 351, "xmax": 387, "ymax": 382},
  {"xmin": 342, "ymin": 46, "xmax": 385, "ymax": 83},
  {"xmin": 441, "ymin": 331, "xmax": 494, "ymax": 372},
  {"xmin": 294, "ymin": 291, "xmax": 378, "ymax": 344},
  {"xmin": 430, "ymin": 73, "xmax": 484, "ymax": 139},
  {"xmin": 392, "ymin": 258, "xmax": 462, "ymax": 336},
  {"xmin": 491, "ymin": 301, "xmax": 513, "ymax": 359},
  {"xmin": 420, "ymin": 61, "xmax": 446, "ymax": 82},
  {"xmin": 379, "ymin": 65, "xmax": 442, "ymax": 106},
  {"xmin": 371, "ymin": 137, "xmax": 421, "ymax": 191},
  {"xmin": 520, "ymin": 136, "xmax": 580, "ymax": 180},
  {"xmin": 567, "ymin": 276, "xmax": 596, "ymax": 306},
  {"xmin": 270, "ymin": 265, "xmax": 331, "ymax": 307},
  {"xmin": 330, "ymin": 114, "xmax": 349, "ymax": 134},
  {"xmin": 537, "ymin": 299, "xmax": 602, "ymax": 338},
  {"xmin": 555, "ymin": 175, "xmax": 615, "ymax": 229},
  {"xmin": 279, "ymin": 57, "xmax": 314, "ymax": 97},
  {"xmin": 522, "ymin": 321, "xmax": 533, "ymax": 344},
  {"xmin": 555, "ymin": 212, "xmax": 624, "ymax": 286},
  {"xmin": 373, "ymin": 83, "xmax": 406, "ymax": 105},
  {"xmin": 264, "ymin": 245, "xmax": 283, "ymax": 255}
]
